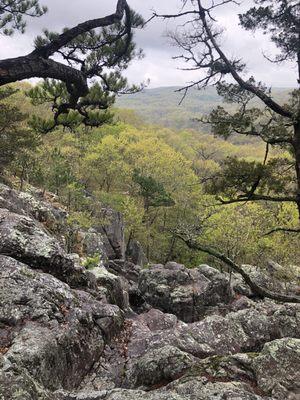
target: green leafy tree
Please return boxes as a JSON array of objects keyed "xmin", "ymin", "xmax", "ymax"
[
  {"xmin": 132, "ymin": 169, "xmax": 175, "ymax": 212},
  {"xmin": 0, "ymin": 87, "xmax": 40, "ymax": 178},
  {"xmin": 155, "ymin": 0, "xmax": 300, "ymax": 302},
  {"xmin": 156, "ymin": 0, "xmax": 300, "ymax": 225}
]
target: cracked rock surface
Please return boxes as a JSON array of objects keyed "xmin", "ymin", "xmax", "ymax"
[{"xmin": 0, "ymin": 183, "xmax": 299, "ymax": 400}]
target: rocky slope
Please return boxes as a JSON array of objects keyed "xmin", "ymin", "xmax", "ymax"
[{"xmin": 0, "ymin": 183, "xmax": 299, "ymax": 400}]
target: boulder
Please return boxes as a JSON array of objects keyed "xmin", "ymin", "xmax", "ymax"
[
  {"xmin": 0, "ymin": 208, "xmax": 89, "ymax": 287},
  {"xmin": 233, "ymin": 264, "xmax": 300, "ymax": 299},
  {"xmin": 253, "ymin": 338, "xmax": 300, "ymax": 399},
  {"xmin": 123, "ymin": 345, "xmax": 196, "ymax": 389},
  {"xmin": 0, "ymin": 256, "xmax": 123, "ymax": 399},
  {"xmin": 95, "ymin": 208, "xmax": 125, "ymax": 261},
  {"xmin": 56, "ymin": 352, "xmax": 269, "ymax": 400},
  {"xmin": 89, "ymin": 266, "xmax": 129, "ymax": 310},
  {"xmin": 126, "ymin": 239, "xmax": 148, "ymax": 267},
  {"xmin": 79, "ymin": 301, "xmax": 300, "ymax": 395},
  {"xmin": 0, "ymin": 183, "xmax": 67, "ymax": 226},
  {"xmin": 0, "ymin": 184, "xmax": 127, "ymax": 264},
  {"xmin": 138, "ymin": 262, "xmax": 233, "ymax": 322},
  {"xmin": 107, "ymin": 261, "xmax": 145, "ymax": 312},
  {"xmin": 81, "ymin": 228, "xmax": 108, "ymax": 264}
]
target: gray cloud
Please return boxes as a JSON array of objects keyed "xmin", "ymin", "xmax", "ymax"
[{"xmin": 0, "ymin": 0, "xmax": 297, "ymax": 88}]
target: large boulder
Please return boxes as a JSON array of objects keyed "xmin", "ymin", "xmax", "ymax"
[
  {"xmin": 123, "ymin": 345, "xmax": 196, "ymax": 389},
  {"xmin": 107, "ymin": 261, "xmax": 145, "ymax": 312},
  {"xmin": 89, "ymin": 266, "xmax": 129, "ymax": 310},
  {"xmin": 126, "ymin": 239, "xmax": 147, "ymax": 267},
  {"xmin": 0, "ymin": 256, "xmax": 123, "ymax": 400},
  {"xmin": 0, "ymin": 183, "xmax": 67, "ymax": 227},
  {"xmin": 233, "ymin": 264, "xmax": 300, "ymax": 299},
  {"xmin": 81, "ymin": 228, "xmax": 108, "ymax": 264},
  {"xmin": 253, "ymin": 338, "xmax": 300, "ymax": 399},
  {"xmin": 0, "ymin": 184, "xmax": 127, "ymax": 264},
  {"xmin": 138, "ymin": 263, "xmax": 233, "ymax": 322},
  {"xmin": 94, "ymin": 208, "xmax": 125, "ymax": 261},
  {"xmin": 0, "ymin": 208, "xmax": 90, "ymax": 287}
]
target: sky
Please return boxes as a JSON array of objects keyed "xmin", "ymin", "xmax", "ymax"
[{"xmin": 0, "ymin": 0, "xmax": 297, "ymax": 88}]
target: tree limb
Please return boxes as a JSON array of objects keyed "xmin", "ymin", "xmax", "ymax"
[
  {"xmin": 0, "ymin": 0, "xmax": 130, "ymax": 97},
  {"xmin": 217, "ymin": 194, "xmax": 297, "ymax": 205},
  {"xmin": 177, "ymin": 234, "xmax": 300, "ymax": 303},
  {"xmin": 263, "ymin": 227, "xmax": 300, "ymax": 236},
  {"xmin": 195, "ymin": 0, "xmax": 293, "ymax": 119}
]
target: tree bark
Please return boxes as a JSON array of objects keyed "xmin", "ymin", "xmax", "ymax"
[
  {"xmin": 293, "ymin": 122, "xmax": 300, "ymax": 218},
  {"xmin": 177, "ymin": 236, "xmax": 300, "ymax": 304},
  {"xmin": 0, "ymin": 0, "xmax": 129, "ymax": 97}
]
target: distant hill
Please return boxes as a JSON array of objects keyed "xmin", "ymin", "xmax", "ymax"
[{"xmin": 116, "ymin": 86, "xmax": 292, "ymax": 132}]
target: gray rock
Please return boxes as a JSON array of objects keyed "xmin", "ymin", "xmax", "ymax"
[
  {"xmin": 89, "ymin": 266, "xmax": 129, "ymax": 310},
  {"xmin": 124, "ymin": 345, "xmax": 196, "ymax": 389},
  {"xmin": 0, "ymin": 183, "xmax": 127, "ymax": 264},
  {"xmin": 81, "ymin": 228, "xmax": 107, "ymax": 265},
  {"xmin": 107, "ymin": 261, "xmax": 144, "ymax": 312},
  {"xmin": 233, "ymin": 264, "xmax": 300, "ymax": 299},
  {"xmin": 253, "ymin": 338, "xmax": 300, "ymax": 399},
  {"xmin": 95, "ymin": 208, "xmax": 125, "ymax": 261},
  {"xmin": 81, "ymin": 301, "xmax": 300, "ymax": 395},
  {"xmin": 126, "ymin": 239, "xmax": 147, "ymax": 267},
  {"xmin": 0, "ymin": 208, "xmax": 90, "ymax": 287},
  {"xmin": 138, "ymin": 262, "xmax": 233, "ymax": 322},
  {"xmin": 0, "ymin": 256, "xmax": 123, "ymax": 399},
  {"xmin": 0, "ymin": 183, "xmax": 67, "ymax": 227}
]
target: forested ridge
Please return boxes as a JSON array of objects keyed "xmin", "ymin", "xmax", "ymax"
[
  {"xmin": 1, "ymin": 82, "xmax": 299, "ymax": 280},
  {"xmin": 116, "ymin": 86, "xmax": 292, "ymax": 134},
  {"xmin": 1, "ymin": 1, "xmax": 300, "ymax": 399}
]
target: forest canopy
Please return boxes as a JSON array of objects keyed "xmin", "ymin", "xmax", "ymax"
[{"xmin": 0, "ymin": 0, "xmax": 299, "ymax": 297}]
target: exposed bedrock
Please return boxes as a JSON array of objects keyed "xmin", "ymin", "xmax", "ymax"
[{"xmin": 0, "ymin": 183, "xmax": 299, "ymax": 400}]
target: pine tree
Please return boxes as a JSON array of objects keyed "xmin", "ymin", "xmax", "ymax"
[
  {"xmin": 156, "ymin": 0, "xmax": 300, "ymax": 222},
  {"xmin": 0, "ymin": 0, "xmax": 144, "ymax": 131}
]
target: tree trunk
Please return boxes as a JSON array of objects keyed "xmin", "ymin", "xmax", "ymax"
[{"xmin": 293, "ymin": 122, "xmax": 300, "ymax": 219}]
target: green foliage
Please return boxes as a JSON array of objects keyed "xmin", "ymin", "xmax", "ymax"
[
  {"xmin": 115, "ymin": 86, "xmax": 291, "ymax": 137},
  {"xmin": 0, "ymin": 0, "xmax": 47, "ymax": 35},
  {"xmin": 84, "ymin": 254, "xmax": 100, "ymax": 270},
  {"xmin": 0, "ymin": 86, "xmax": 40, "ymax": 177},
  {"xmin": 24, "ymin": 6, "xmax": 145, "ymax": 133},
  {"xmin": 239, "ymin": 0, "xmax": 299, "ymax": 63},
  {"xmin": 3, "ymin": 85, "xmax": 300, "ymax": 274},
  {"xmin": 132, "ymin": 169, "xmax": 175, "ymax": 210}
]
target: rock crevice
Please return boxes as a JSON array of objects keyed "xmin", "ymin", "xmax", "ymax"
[{"xmin": 0, "ymin": 183, "xmax": 299, "ymax": 400}]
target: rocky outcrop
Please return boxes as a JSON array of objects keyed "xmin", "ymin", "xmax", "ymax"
[
  {"xmin": 0, "ymin": 183, "xmax": 300, "ymax": 400},
  {"xmin": 0, "ymin": 183, "xmax": 67, "ymax": 226},
  {"xmin": 126, "ymin": 239, "xmax": 147, "ymax": 267},
  {"xmin": 0, "ymin": 208, "xmax": 90, "ymax": 287},
  {"xmin": 95, "ymin": 208, "xmax": 125, "ymax": 261},
  {"xmin": 253, "ymin": 338, "xmax": 300, "ymax": 399},
  {"xmin": 0, "ymin": 256, "xmax": 123, "ymax": 400},
  {"xmin": 0, "ymin": 183, "xmax": 126, "ymax": 263},
  {"xmin": 233, "ymin": 263, "xmax": 300, "ymax": 298},
  {"xmin": 138, "ymin": 262, "xmax": 233, "ymax": 322}
]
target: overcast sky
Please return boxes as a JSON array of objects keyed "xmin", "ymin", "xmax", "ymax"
[{"xmin": 0, "ymin": 0, "xmax": 297, "ymax": 88}]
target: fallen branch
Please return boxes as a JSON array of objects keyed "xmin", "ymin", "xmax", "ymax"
[{"xmin": 176, "ymin": 234, "xmax": 300, "ymax": 303}]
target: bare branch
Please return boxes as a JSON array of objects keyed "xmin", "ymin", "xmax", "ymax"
[
  {"xmin": 263, "ymin": 227, "xmax": 300, "ymax": 236},
  {"xmin": 176, "ymin": 233, "xmax": 300, "ymax": 303},
  {"xmin": 217, "ymin": 194, "xmax": 297, "ymax": 205}
]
